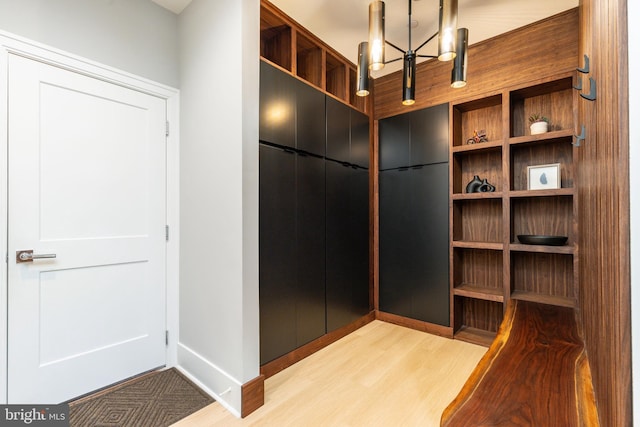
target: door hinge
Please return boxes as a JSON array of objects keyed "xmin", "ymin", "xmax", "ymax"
[
  {"xmin": 165, "ymin": 121, "xmax": 170, "ymax": 137},
  {"xmin": 165, "ymin": 330, "xmax": 169, "ymax": 346},
  {"xmin": 165, "ymin": 225, "xmax": 169, "ymax": 241}
]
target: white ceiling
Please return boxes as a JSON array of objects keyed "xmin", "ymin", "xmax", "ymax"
[{"xmin": 153, "ymin": 0, "xmax": 578, "ymax": 76}]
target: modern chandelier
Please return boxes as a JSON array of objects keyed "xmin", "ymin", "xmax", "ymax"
[{"xmin": 356, "ymin": 0, "xmax": 469, "ymax": 105}]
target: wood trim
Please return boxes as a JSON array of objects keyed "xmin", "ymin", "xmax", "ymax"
[
  {"xmin": 260, "ymin": 312, "xmax": 376, "ymax": 379},
  {"xmin": 371, "ymin": 119, "xmax": 379, "ymax": 312},
  {"xmin": 241, "ymin": 374, "xmax": 265, "ymax": 418},
  {"xmin": 375, "ymin": 311, "xmax": 454, "ymax": 338}
]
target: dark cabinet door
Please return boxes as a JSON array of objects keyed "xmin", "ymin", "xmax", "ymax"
[
  {"xmin": 349, "ymin": 166, "xmax": 371, "ymax": 318},
  {"xmin": 259, "ymin": 61, "xmax": 296, "ymax": 148},
  {"xmin": 379, "ymin": 103, "xmax": 449, "ymax": 169},
  {"xmin": 259, "ymin": 144, "xmax": 297, "ymax": 364},
  {"xmin": 379, "ymin": 113, "xmax": 410, "ymax": 170},
  {"xmin": 409, "ymin": 164, "xmax": 449, "ymax": 325},
  {"xmin": 379, "ymin": 168, "xmax": 413, "ymax": 316},
  {"xmin": 379, "ymin": 165, "xmax": 450, "ymax": 325},
  {"xmin": 326, "ymin": 160, "xmax": 370, "ymax": 332},
  {"xmin": 326, "ymin": 97, "xmax": 350, "ymax": 162},
  {"xmin": 296, "ymin": 80, "xmax": 326, "ymax": 156},
  {"xmin": 295, "ymin": 154, "xmax": 326, "ymax": 345},
  {"xmin": 260, "ymin": 145, "xmax": 329, "ymax": 364},
  {"xmin": 410, "ymin": 103, "xmax": 449, "ymax": 166},
  {"xmin": 350, "ymin": 109, "xmax": 370, "ymax": 168}
]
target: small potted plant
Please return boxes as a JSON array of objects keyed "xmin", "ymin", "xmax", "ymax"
[{"xmin": 529, "ymin": 113, "xmax": 549, "ymax": 135}]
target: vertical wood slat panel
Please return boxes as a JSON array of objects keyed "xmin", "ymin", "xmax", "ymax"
[
  {"xmin": 577, "ymin": 0, "xmax": 631, "ymax": 425},
  {"xmin": 373, "ymin": 9, "xmax": 579, "ymax": 120}
]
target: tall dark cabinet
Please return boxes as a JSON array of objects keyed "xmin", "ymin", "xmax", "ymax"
[
  {"xmin": 259, "ymin": 61, "xmax": 370, "ymax": 364},
  {"xmin": 325, "ymin": 98, "xmax": 370, "ymax": 332},
  {"xmin": 259, "ymin": 145, "xmax": 326, "ymax": 364},
  {"xmin": 378, "ymin": 103, "xmax": 450, "ymax": 326}
]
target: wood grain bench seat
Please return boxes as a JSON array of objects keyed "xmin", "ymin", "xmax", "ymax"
[{"xmin": 441, "ymin": 299, "xmax": 599, "ymax": 426}]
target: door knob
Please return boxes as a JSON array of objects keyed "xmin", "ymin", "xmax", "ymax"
[{"xmin": 16, "ymin": 250, "xmax": 57, "ymax": 263}]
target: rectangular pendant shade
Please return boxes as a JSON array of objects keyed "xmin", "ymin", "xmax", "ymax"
[
  {"xmin": 438, "ymin": 0, "xmax": 458, "ymax": 61},
  {"xmin": 451, "ymin": 28, "xmax": 468, "ymax": 88},
  {"xmin": 368, "ymin": 1, "xmax": 385, "ymax": 71},
  {"xmin": 356, "ymin": 41, "xmax": 370, "ymax": 96}
]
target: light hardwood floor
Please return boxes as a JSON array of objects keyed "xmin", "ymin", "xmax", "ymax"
[{"xmin": 172, "ymin": 320, "xmax": 487, "ymax": 427}]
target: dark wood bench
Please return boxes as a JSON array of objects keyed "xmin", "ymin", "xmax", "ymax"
[{"xmin": 441, "ymin": 299, "xmax": 600, "ymax": 426}]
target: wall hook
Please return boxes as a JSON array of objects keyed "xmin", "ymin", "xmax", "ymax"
[
  {"xmin": 573, "ymin": 124, "xmax": 586, "ymax": 147},
  {"xmin": 577, "ymin": 54, "xmax": 590, "ymax": 74},
  {"xmin": 580, "ymin": 77, "xmax": 597, "ymax": 101},
  {"xmin": 573, "ymin": 76, "xmax": 582, "ymax": 91}
]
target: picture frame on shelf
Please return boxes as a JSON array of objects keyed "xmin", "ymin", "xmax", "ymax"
[{"xmin": 527, "ymin": 163, "xmax": 560, "ymax": 190}]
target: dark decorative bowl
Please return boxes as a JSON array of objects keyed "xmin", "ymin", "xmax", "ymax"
[{"xmin": 517, "ymin": 235, "xmax": 568, "ymax": 246}]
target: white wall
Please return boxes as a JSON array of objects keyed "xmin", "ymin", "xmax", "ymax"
[
  {"xmin": 0, "ymin": 0, "xmax": 179, "ymax": 87},
  {"xmin": 629, "ymin": 0, "xmax": 639, "ymax": 423},
  {"xmin": 177, "ymin": 0, "xmax": 259, "ymax": 416}
]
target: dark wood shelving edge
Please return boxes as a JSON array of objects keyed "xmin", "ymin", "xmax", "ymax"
[
  {"xmin": 509, "ymin": 243, "xmax": 575, "ymax": 255},
  {"xmin": 454, "ymin": 284, "xmax": 504, "ymax": 302},
  {"xmin": 510, "ymin": 290, "xmax": 576, "ymax": 308}
]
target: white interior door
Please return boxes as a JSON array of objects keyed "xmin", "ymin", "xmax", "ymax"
[{"xmin": 7, "ymin": 54, "xmax": 167, "ymax": 403}]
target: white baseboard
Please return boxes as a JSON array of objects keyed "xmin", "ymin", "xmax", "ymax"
[{"xmin": 177, "ymin": 343, "xmax": 242, "ymax": 418}]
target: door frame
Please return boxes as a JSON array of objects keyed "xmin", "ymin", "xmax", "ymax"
[{"xmin": 0, "ymin": 31, "xmax": 180, "ymax": 404}]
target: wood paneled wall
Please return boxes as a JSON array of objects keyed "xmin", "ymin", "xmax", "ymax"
[
  {"xmin": 373, "ymin": 4, "xmax": 633, "ymax": 424},
  {"xmin": 577, "ymin": 0, "xmax": 631, "ymax": 425},
  {"xmin": 373, "ymin": 9, "xmax": 579, "ymax": 120}
]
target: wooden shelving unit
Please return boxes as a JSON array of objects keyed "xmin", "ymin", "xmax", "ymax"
[
  {"xmin": 449, "ymin": 73, "xmax": 578, "ymax": 345},
  {"xmin": 260, "ymin": 0, "xmax": 368, "ymax": 114}
]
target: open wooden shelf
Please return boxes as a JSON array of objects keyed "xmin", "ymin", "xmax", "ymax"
[
  {"xmin": 454, "ymin": 326, "xmax": 496, "ymax": 347},
  {"xmin": 508, "ymin": 129, "xmax": 574, "ymax": 145},
  {"xmin": 510, "ymin": 290, "xmax": 576, "ymax": 308},
  {"xmin": 450, "ymin": 72, "xmax": 578, "ymax": 344},
  {"xmin": 510, "ymin": 243, "xmax": 575, "ymax": 255},
  {"xmin": 452, "ymin": 192, "xmax": 503, "ymax": 200},
  {"xmin": 452, "ymin": 94, "xmax": 503, "ymax": 148},
  {"xmin": 260, "ymin": 0, "xmax": 367, "ymax": 113},
  {"xmin": 452, "ymin": 241, "xmax": 504, "ymax": 250},
  {"xmin": 509, "ymin": 188, "xmax": 574, "ymax": 198},
  {"xmin": 260, "ymin": 5, "xmax": 292, "ymax": 71},
  {"xmin": 325, "ymin": 51, "xmax": 346, "ymax": 100},
  {"xmin": 454, "ymin": 284, "xmax": 504, "ymax": 302},
  {"xmin": 296, "ymin": 31, "xmax": 323, "ymax": 88},
  {"xmin": 509, "ymin": 77, "xmax": 574, "ymax": 138},
  {"xmin": 452, "ymin": 199, "xmax": 503, "ymax": 243},
  {"xmin": 452, "ymin": 139, "xmax": 504, "ymax": 153},
  {"xmin": 453, "ymin": 148, "xmax": 503, "ymax": 195}
]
